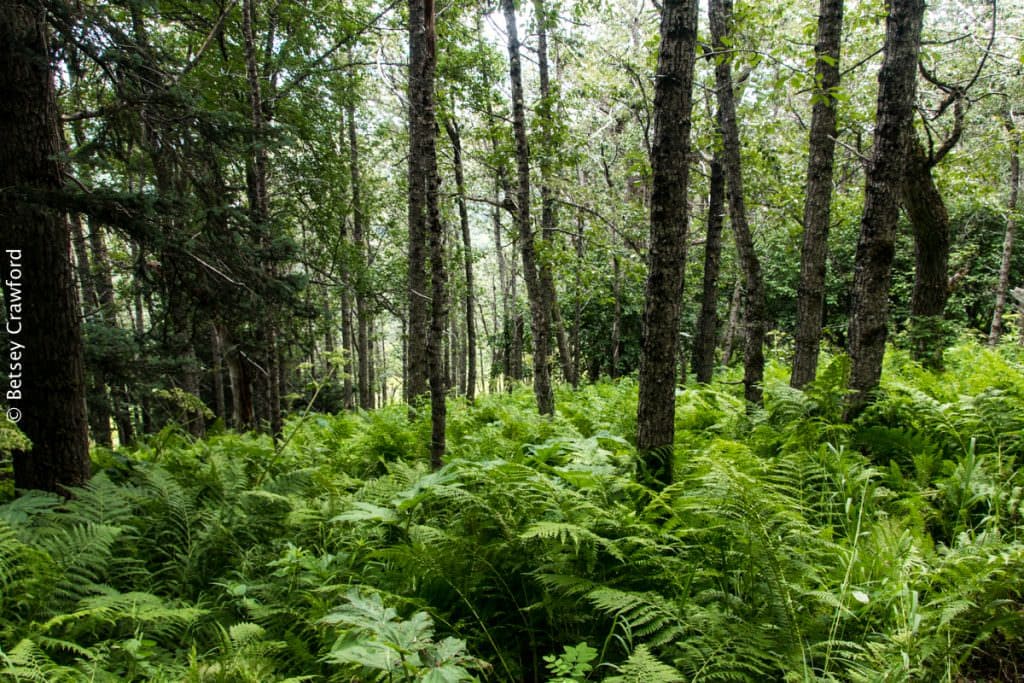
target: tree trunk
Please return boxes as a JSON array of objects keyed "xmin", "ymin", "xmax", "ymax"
[
  {"xmin": 71, "ymin": 216, "xmax": 114, "ymax": 447},
  {"xmin": 846, "ymin": 0, "xmax": 925, "ymax": 418},
  {"xmin": 503, "ymin": 0, "xmax": 554, "ymax": 415},
  {"xmin": 635, "ymin": 0, "xmax": 699, "ymax": 488},
  {"xmin": 446, "ymin": 119, "xmax": 478, "ymax": 401},
  {"xmin": 990, "ymin": 111, "xmax": 1020, "ymax": 345},
  {"xmin": 492, "ymin": 176, "xmax": 512, "ymax": 384},
  {"xmin": 406, "ymin": 0, "xmax": 431, "ymax": 405},
  {"xmin": 611, "ymin": 254, "xmax": 622, "ymax": 378},
  {"xmin": 693, "ymin": 153, "xmax": 725, "ymax": 384},
  {"xmin": 902, "ymin": 133, "xmax": 950, "ymax": 368},
  {"xmin": 425, "ymin": 12, "xmax": 447, "ymax": 469},
  {"xmin": 710, "ymin": 0, "xmax": 766, "ymax": 406},
  {"xmin": 369, "ymin": 315, "xmax": 378, "ymax": 408},
  {"xmin": 791, "ymin": 0, "xmax": 842, "ymax": 388},
  {"xmin": 410, "ymin": 0, "xmax": 447, "ymax": 465},
  {"xmin": 211, "ymin": 323, "xmax": 227, "ymax": 422},
  {"xmin": 0, "ymin": 0, "xmax": 91, "ymax": 493},
  {"xmin": 340, "ymin": 263, "xmax": 356, "ymax": 410},
  {"xmin": 510, "ymin": 313, "xmax": 525, "ymax": 383},
  {"xmin": 573, "ymin": 172, "xmax": 585, "ymax": 383},
  {"xmin": 224, "ymin": 327, "xmax": 255, "ymax": 429},
  {"xmin": 242, "ymin": 0, "xmax": 281, "ymax": 437},
  {"xmin": 166, "ymin": 282, "xmax": 205, "ymax": 438},
  {"xmin": 87, "ymin": 223, "xmax": 133, "ymax": 445},
  {"xmin": 722, "ymin": 277, "xmax": 743, "ymax": 366},
  {"xmin": 533, "ymin": 0, "xmax": 576, "ymax": 387},
  {"xmin": 345, "ymin": 101, "xmax": 373, "ymax": 410},
  {"xmin": 71, "ymin": 215, "xmax": 99, "ymax": 312},
  {"xmin": 89, "ymin": 224, "xmax": 117, "ymax": 325}
]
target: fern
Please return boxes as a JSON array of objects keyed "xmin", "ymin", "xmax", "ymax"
[
  {"xmin": 585, "ymin": 587, "xmax": 687, "ymax": 648},
  {"xmin": 0, "ymin": 637, "xmax": 82, "ymax": 682},
  {"xmin": 605, "ymin": 644, "xmax": 683, "ymax": 682}
]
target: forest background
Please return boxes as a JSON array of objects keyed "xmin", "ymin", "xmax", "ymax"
[{"xmin": 1, "ymin": 0, "xmax": 1024, "ymax": 679}]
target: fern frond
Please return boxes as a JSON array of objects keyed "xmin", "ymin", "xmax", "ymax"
[
  {"xmin": 35, "ymin": 523, "xmax": 122, "ymax": 611},
  {"xmin": 586, "ymin": 587, "xmax": 686, "ymax": 648},
  {"xmin": 605, "ymin": 644, "xmax": 684, "ymax": 682}
]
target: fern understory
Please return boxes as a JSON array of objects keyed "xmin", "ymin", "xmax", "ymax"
[{"xmin": 2, "ymin": 338, "xmax": 1023, "ymax": 681}]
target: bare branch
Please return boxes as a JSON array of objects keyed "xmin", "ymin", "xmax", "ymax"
[{"xmin": 174, "ymin": 0, "xmax": 239, "ymax": 83}]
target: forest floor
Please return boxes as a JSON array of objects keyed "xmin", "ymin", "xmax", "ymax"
[{"xmin": 2, "ymin": 338, "xmax": 1024, "ymax": 681}]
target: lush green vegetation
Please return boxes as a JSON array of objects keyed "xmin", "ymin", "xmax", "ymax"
[{"xmin": 3, "ymin": 338, "xmax": 1023, "ymax": 681}]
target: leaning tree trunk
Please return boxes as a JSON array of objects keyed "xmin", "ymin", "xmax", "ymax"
[
  {"xmin": 446, "ymin": 118, "xmax": 477, "ymax": 401},
  {"xmin": 791, "ymin": 0, "xmax": 843, "ymax": 388},
  {"xmin": 990, "ymin": 111, "xmax": 1020, "ymax": 345},
  {"xmin": 635, "ymin": 0, "xmax": 699, "ymax": 488},
  {"xmin": 503, "ymin": 0, "xmax": 554, "ymax": 415},
  {"xmin": 846, "ymin": 0, "xmax": 925, "ymax": 418},
  {"xmin": 710, "ymin": 0, "xmax": 766, "ymax": 406},
  {"xmin": 693, "ymin": 152, "xmax": 725, "ymax": 384},
  {"xmin": 0, "ymin": 0, "xmax": 91, "ymax": 493},
  {"xmin": 902, "ymin": 133, "xmax": 950, "ymax": 369}
]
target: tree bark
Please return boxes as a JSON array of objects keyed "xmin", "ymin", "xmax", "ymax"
[
  {"xmin": 242, "ymin": 0, "xmax": 281, "ymax": 437},
  {"xmin": 573, "ymin": 170, "xmax": 585, "ymax": 383},
  {"xmin": 710, "ymin": 0, "xmax": 767, "ymax": 406},
  {"xmin": 635, "ymin": 0, "xmax": 699, "ymax": 487},
  {"xmin": 503, "ymin": 0, "xmax": 554, "ymax": 415},
  {"xmin": 71, "ymin": 216, "xmax": 113, "ymax": 447},
  {"xmin": 445, "ymin": 118, "xmax": 477, "ymax": 401},
  {"xmin": 406, "ymin": 0, "xmax": 431, "ymax": 405},
  {"xmin": 346, "ymin": 101, "xmax": 373, "ymax": 409},
  {"xmin": 902, "ymin": 133, "xmax": 950, "ymax": 368},
  {"xmin": 368, "ymin": 315, "xmax": 377, "ymax": 409},
  {"xmin": 791, "ymin": 0, "xmax": 843, "ymax": 388},
  {"xmin": 533, "ymin": 0, "xmax": 576, "ymax": 387},
  {"xmin": 722, "ymin": 277, "xmax": 743, "ymax": 366},
  {"xmin": 410, "ymin": 0, "xmax": 446, "ymax": 465},
  {"xmin": 87, "ymin": 223, "xmax": 133, "ymax": 444},
  {"xmin": 211, "ymin": 323, "xmax": 227, "ymax": 422},
  {"xmin": 693, "ymin": 153, "xmax": 725, "ymax": 384},
  {"xmin": 611, "ymin": 254, "xmax": 622, "ymax": 378},
  {"xmin": 220, "ymin": 323, "xmax": 255, "ymax": 429},
  {"xmin": 340, "ymin": 264, "xmax": 356, "ymax": 409},
  {"xmin": 71, "ymin": 216, "xmax": 99, "ymax": 313},
  {"xmin": 846, "ymin": 0, "xmax": 925, "ymax": 418},
  {"xmin": 990, "ymin": 111, "xmax": 1020, "ymax": 345},
  {"xmin": 0, "ymin": 0, "xmax": 91, "ymax": 493},
  {"xmin": 491, "ymin": 174, "xmax": 514, "ymax": 384}
]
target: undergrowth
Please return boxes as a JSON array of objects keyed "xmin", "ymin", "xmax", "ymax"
[{"xmin": 1, "ymin": 339, "xmax": 1022, "ymax": 681}]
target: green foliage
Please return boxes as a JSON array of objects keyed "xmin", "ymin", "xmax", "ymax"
[
  {"xmin": 321, "ymin": 589, "xmax": 483, "ymax": 681},
  {"xmin": 544, "ymin": 642, "xmax": 598, "ymax": 681},
  {"xmin": 2, "ymin": 339, "xmax": 1023, "ymax": 679},
  {"xmin": 0, "ymin": 420, "xmax": 30, "ymax": 500},
  {"xmin": 605, "ymin": 645, "xmax": 683, "ymax": 682}
]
